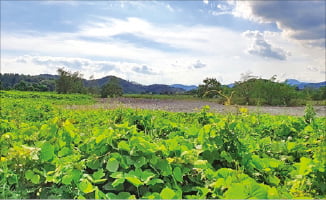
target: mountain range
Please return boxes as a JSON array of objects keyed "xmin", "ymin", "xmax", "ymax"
[
  {"xmin": 284, "ymin": 79, "xmax": 326, "ymax": 89},
  {"xmin": 1, "ymin": 73, "xmax": 325, "ymax": 93}
]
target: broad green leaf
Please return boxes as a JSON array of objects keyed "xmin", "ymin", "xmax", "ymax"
[
  {"xmin": 40, "ymin": 142, "xmax": 54, "ymax": 161},
  {"xmin": 249, "ymin": 184, "xmax": 268, "ymax": 199},
  {"xmin": 58, "ymin": 147, "xmax": 71, "ymax": 157},
  {"xmin": 31, "ymin": 174, "xmax": 40, "ymax": 184},
  {"xmin": 117, "ymin": 192, "xmax": 132, "ymax": 199},
  {"xmin": 268, "ymin": 175, "xmax": 280, "ymax": 186},
  {"xmin": 93, "ymin": 169, "xmax": 105, "ymax": 180},
  {"xmin": 112, "ymin": 178, "xmax": 125, "ymax": 187},
  {"xmin": 157, "ymin": 159, "xmax": 172, "ymax": 176},
  {"xmin": 126, "ymin": 177, "xmax": 143, "ymax": 187},
  {"xmin": 140, "ymin": 170, "xmax": 155, "ymax": 183},
  {"xmin": 160, "ymin": 187, "xmax": 176, "ymax": 199},
  {"xmin": 62, "ymin": 175, "xmax": 73, "ymax": 185},
  {"xmin": 134, "ymin": 156, "xmax": 147, "ymax": 168},
  {"xmin": 147, "ymin": 178, "xmax": 164, "ymax": 186},
  {"xmin": 194, "ymin": 160, "xmax": 208, "ymax": 168},
  {"xmin": 71, "ymin": 169, "xmax": 82, "ymax": 182},
  {"xmin": 268, "ymin": 187, "xmax": 280, "ymax": 199},
  {"xmin": 224, "ymin": 183, "xmax": 248, "ymax": 199},
  {"xmin": 118, "ymin": 140, "xmax": 130, "ymax": 151},
  {"xmin": 96, "ymin": 134, "xmax": 106, "ymax": 144},
  {"xmin": 78, "ymin": 179, "xmax": 94, "ymax": 194},
  {"xmin": 25, "ymin": 170, "xmax": 34, "ymax": 180},
  {"xmin": 110, "ymin": 172, "xmax": 124, "ymax": 179},
  {"xmin": 106, "ymin": 158, "xmax": 119, "ymax": 172},
  {"xmin": 173, "ymin": 167, "xmax": 183, "ymax": 182}
]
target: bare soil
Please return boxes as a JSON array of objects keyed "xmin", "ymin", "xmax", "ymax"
[{"xmin": 68, "ymin": 97, "xmax": 326, "ymax": 117}]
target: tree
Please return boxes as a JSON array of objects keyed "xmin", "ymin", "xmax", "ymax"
[
  {"xmin": 55, "ymin": 68, "xmax": 85, "ymax": 94},
  {"xmin": 101, "ymin": 77, "xmax": 123, "ymax": 98},
  {"xmin": 197, "ymin": 78, "xmax": 222, "ymax": 98},
  {"xmin": 14, "ymin": 80, "xmax": 29, "ymax": 91}
]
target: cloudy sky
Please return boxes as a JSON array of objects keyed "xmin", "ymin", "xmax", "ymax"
[{"xmin": 1, "ymin": 1, "xmax": 325, "ymax": 85}]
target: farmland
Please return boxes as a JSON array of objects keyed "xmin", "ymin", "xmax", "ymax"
[{"xmin": 0, "ymin": 91, "xmax": 325, "ymax": 199}]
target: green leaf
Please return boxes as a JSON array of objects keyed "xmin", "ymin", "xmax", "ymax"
[
  {"xmin": 71, "ymin": 169, "xmax": 82, "ymax": 182},
  {"xmin": 160, "ymin": 187, "xmax": 176, "ymax": 199},
  {"xmin": 110, "ymin": 172, "xmax": 124, "ymax": 179},
  {"xmin": 118, "ymin": 140, "xmax": 130, "ymax": 151},
  {"xmin": 268, "ymin": 175, "xmax": 280, "ymax": 186},
  {"xmin": 157, "ymin": 159, "xmax": 172, "ymax": 176},
  {"xmin": 134, "ymin": 156, "xmax": 147, "ymax": 168},
  {"xmin": 173, "ymin": 167, "xmax": 183, "ymax": 182},
  {"xmin": 117, "ymin": 192, "xmax": 132, "ymax": 199},
  {"xmin": 58, "ymin": 147, "xmax": 71, "ymax": 157},
  {"xmin": 112, "ymin": 178, "xmax": 125, "ymax": 187},
  {"xmin": 25, "ymin": 170, "xmax": 34, "ymax": 180},
  {"xmin": 93, "ymin": 169, "xmax": 105, "ymax": 180},
  {"xmin": 147, "ymin": 178, "xmax": 164, "ymax": 186},
  {"xmin": 78, "ymin": 179, "xmax": 94, "ymax": 194},
  {"xmin": 40, "ymin": 142, "xmax": 54, "ymax": 161},
  {"xmin": 126, "ymin": 176, "xmax": 143, "ymax": 187},
  {"xmin": 194, "ymin": 160, "xmax": 208, "ymax": 168},
  {"xmin": 140, "ymin": 170, "xmax": 155, "ymax": 183},
  {"xmin": 224, "ymin": 183, "xmax": 248, "ymax": 199},
  {"xmin": 62, "ymin": 175, "xmax": 73, "ymax": 185},
  {"xmin": 249, "ymin": 184, "xmax": 268, "ymax": 199},
  {"xmin": 31, "ymin": 174, "xmax": 40, "ymax": 184},
  {"xmin": 106, "ymin": 158, "xmax": 119, "ymax": 172}
]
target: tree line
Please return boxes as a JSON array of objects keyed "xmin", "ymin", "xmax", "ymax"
[
  {"xmin": 194, "ymin": 77, "xmax": 326, "ymax": 106},
  {"xmin": 1, "ymin": 69, "xmax": 325, "ymax": 105}
]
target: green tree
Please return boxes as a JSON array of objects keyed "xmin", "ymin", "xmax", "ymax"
[
  {"xmin": 197, "ymin": 78, "xmax": 222, "ymax": 98},
  {"xmin": 56, "ymin": 68, "xmax": 85, "ymax": 94},
  {"xmin": 14, "ymin": 80, "xmax": 29, "ymax": 91},
  {"xmin": 101, "ymin": 77, "xmax": 123, "ymax": 98}
]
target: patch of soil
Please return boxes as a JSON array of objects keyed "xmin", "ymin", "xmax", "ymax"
[{"xmin": 69, "ymin": 97, "xmax": 326, "ymax": 117}]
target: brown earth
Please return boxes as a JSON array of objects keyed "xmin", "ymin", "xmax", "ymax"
[{"xmin": 67, "ymin": 97, "xmax": 326, "ymax": 117}]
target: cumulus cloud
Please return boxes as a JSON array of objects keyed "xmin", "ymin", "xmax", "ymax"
[
  {"xmin": 14, "ymin": 55, "xmax": 117, "ymax": 73},
  {"xmin": 231, "ymin": 1, "xmax": 326, "ymax": 47},
  {"xmin": 306, "ymin": 65, "xmax": 326, "ymax": 74},
  {"xmin": 243, "ymin": 30, "xmax": 289, "ymax": 60},
  {"xmin": 132, "ymin": 65, "xmax": 157, "ymax": 75},
  {"xmin": 191, "ymin": 60, "xmax": 207, "ymax": 69}
]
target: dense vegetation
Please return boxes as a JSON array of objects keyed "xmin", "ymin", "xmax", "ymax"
[
  {"xmin": 196, "ymin": 77, "xmax": 326, "ymax": 106},
  {"xmin": 1, "ymin": 91, "xmax": 325, "ymax": 199},
  {"xmin": 1, "ymin": 70, "xmax": 325, "ymax": 106}
]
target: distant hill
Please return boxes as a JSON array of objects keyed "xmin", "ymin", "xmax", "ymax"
[
  {"xmin": 0, "ymin": 73, "xmax": 185, "ymax": 94},
  {"xmin": 285, "ymin": 79, "xmax": 326, "ymax": 89},
  {"xmin": 86, "ymin": 76, "xmax": 185, "ymax": 94},
  {"xmin": 1, "ymin": 73, "xmax": 325, "ymax": 93},
  {"xmin": 170, "ymin": 84, "xmax": 197, "ymax": 91},
  {"xmin": 225, "ymin": 79, "xmax": 326, "ymax": 89}
]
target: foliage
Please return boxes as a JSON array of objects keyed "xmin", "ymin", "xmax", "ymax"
[
  {"xmin": 0, "ymin": 91, "xmax": 325, "ymax": 199},
  {"xmin": 304, "ymin": 103, "xmax": 316, "ymax": 124},
  {"xmin": 101, "ymin": 77, "xmax": 123, "ymax": 98},
  {"xmin": 197, "ymin": 78, "xmax": 223, "ymax": 98},
  {"xmin": 55, "ymin": 68, "xmax": 86, "ymax": 94},
  {"xmin": 233, "ymin": 77, "xmax": 297, "ymax": 106}
]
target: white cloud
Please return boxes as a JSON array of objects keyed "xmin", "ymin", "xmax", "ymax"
[
  {"xmin": 243, "ymin": 30, "xmax": 289, "ymax": 60},
  {"xmin": 230, "ymin": 1, "xmax": 326, "ymax": 47},
  {"xmin": 133, "ymin": 65, "xmax": 157, "ymax": 75},
  {"xmin": 1, "ymin": 15, "xmax": 325, "ymax": 84},
  {"xmin": 191, "ymin": 60, "xmax": 207, "ymax": 69}
]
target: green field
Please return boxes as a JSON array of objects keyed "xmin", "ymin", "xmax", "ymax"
[{"xmin": 0, "ymin": 91, "xmax": 325, "ymax": 199}]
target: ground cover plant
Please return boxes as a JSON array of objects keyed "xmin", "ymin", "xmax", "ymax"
[{"xmin": 0, "ymin": 91, "xmax": 325, "ymax": 199}]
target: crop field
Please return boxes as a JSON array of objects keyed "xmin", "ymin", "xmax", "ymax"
[{"xmin": 0, "ymin": 91, "xmax": 325, "ymax": 199}]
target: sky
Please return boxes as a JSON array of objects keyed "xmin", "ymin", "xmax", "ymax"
[{"xmin": 1, "ymin": 0, "xmax": 325, "ymax": 85}]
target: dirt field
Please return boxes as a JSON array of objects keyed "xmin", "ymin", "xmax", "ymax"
[{"xmin": 67, "ymin": 97, "xmax": 326, "ymax": 117}]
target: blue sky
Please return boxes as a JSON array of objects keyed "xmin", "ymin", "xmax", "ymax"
[{"xmin": 1, "ymin": 0, "xmax": 325, "ymax": 85}]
